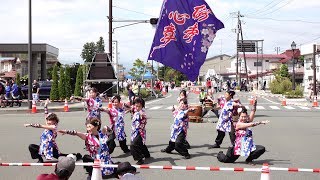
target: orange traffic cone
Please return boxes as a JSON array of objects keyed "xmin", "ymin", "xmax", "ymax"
[
  {"xmin": 64, "ymin": 99, "xmax": 69, "ymax": 112},
  {"xmin": 31, "ymin": 100, "xmax": 37, "ymax": 113},
  {"xmin": 91, "ymin": 159, "xmax": 102, "ymax": 180},
  {"xmin": 281, "ymin": 97, "xmax": 287, "ymax": 106},
  {"xmin": 312, "ymin": 97, "xmax": 319, "ymax": 107},
  {"xmin": 260, "ymin": 163, "xmax": 270, "ymax": 180},
  {"xmin": 249, "ymin": 96, "xmax": 254, "ymax": 105},
  {"xmin": 108, "ymin": 102, "xmax": 112, "ymax": 109}
]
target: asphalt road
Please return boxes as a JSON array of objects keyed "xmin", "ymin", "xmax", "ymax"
[{"xmin": 0, "ymin": 90, "xmax": 320, "ymax": 180}]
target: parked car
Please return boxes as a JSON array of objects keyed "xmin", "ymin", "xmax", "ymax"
[{"xmin": 21, "ymin": 81, "xmax": 52, "ymax": 100}]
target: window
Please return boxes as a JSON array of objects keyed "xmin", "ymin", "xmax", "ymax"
[
  {"xmin": 265, "ymin": 60, "xmax": 269, "ymax": 62},
  {"xmin": 254, "ymin": 62, "xmax": 262, "ymax": 66}
]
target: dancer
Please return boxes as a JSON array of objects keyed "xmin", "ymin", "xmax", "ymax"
[
  {"xmin": 161, "ymin": 99, "xmax": 194, "ymax": 159},
  {"xmin": 72, "ymin": 87, "xmax": 105, "ymax": 124},
  {"xmin": 101, "ymin": 95, "xmax": 130, "ymax": 154},
  {"xmin": 25, "ymin": 100, "xmax": 80, "ymax": 162},
  {"xmin": 209, "ymin": 90, "xmax": 242, "ymax": 149},
  {"xmin": 174, "ymin": 89, "xmax": 191, "ymax": 149},
  {"xmin": 217, "ymin": 101, "xmax": 269, "ymax": 164},
  {"xmin": 59, "ymin": 118, "xmax": 116, "ymax": 178},
  {"xmin": 130, "ymin": 97, "xmax": 150, "ymax": 165}
]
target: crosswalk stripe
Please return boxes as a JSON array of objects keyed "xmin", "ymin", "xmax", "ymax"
[
  {"xmin": 149, "ymin": 106, "xmax": 163, "ymax": 110},
  {"xmin": 166, "ymin": 106, "xmax": 173, "ymax": 109},
  {"xmin": 283, "ymin": 106, "xmax": 295, "ymax": 110},
  {"xmin": 314, "ymin": 107, "xmax": 320, "ymax": 110},
  {"xmin": 269, "ymin": 106, "xmax": 280, "ymax": 110},
  {"xmin": 256, "ymin": 106, "xmax": 265, "ymax": 110},
  {"xmin": 298, "ymin": 106, "xmax": 310, "ymax": 110},
  {"xmin": 245, "ymin": 106, "xmax": 249, "ymax": 109}
]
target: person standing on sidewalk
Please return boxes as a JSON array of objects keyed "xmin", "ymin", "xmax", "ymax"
[{"xmin": 32, "ymin": 80, "xmax": 40, "ymax": 102}]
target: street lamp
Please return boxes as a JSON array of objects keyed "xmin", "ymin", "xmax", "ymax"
[{"xmin": 291, "ymin": 41, "xmax": 296, "ymax": 90}]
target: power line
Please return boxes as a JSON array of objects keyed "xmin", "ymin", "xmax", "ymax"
[
  {"xmin": 245, "ymin": 0, "xmax": 281, "ymax": 15},
  {"xmin": 112, "ymin": 5, "xmax": 154, "ymax": 17},
  {"xmin": 245, "ymin": 16, "xmax": 320, "ymax": 24},
  {"xmin": 246, "ymin": 0, "xmax": 287, "ymax": 16},
  {"xmin": 257, "ymin": 0, "xmax": 294, "ymax": 16}
]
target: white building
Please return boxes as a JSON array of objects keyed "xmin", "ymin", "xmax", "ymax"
[{"xmin": 300, "ymin": 43, "xmax": 320, "ymax": 93}]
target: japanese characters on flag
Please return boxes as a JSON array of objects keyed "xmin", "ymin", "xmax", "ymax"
[{"xmin": 148, "ymin": 0, "xmax": 224, "ymax": 81}]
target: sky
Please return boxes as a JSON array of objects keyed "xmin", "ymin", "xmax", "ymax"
[{"xmin": 1, "ymin": 0, "xmax": 320, "ymax": 70}]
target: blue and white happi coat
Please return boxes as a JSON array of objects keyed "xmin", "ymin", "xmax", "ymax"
[
  {"xmin": 170, "ymin": 110, "xmax": 188, "ymax": 142},
  {"xmin": 216, "ymin": 100, "xmax": 234, "ymax": 132}
]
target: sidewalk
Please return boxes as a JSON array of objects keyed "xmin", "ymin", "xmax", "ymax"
[
  {"xmin": 252, "ymin": 90, "xmax": 315, "ymax": 107},
  {"xmin": 0, "ymin": 101, "xmax": 85, "ymax": 114}
]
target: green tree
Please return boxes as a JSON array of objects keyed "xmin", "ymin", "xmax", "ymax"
[
  {"xmin": 74, "ymin": 65, "xmax": 83, "ymax": 96},
  {"xmin": 58, "ymin": 67, "xmax": 66, "ymax": 100},
  {"xmin": 279, "ymin": 64, "xmax": 289, "ymax": 78},
  {"xmin": 15, "ymin": 73, "xmax": 21, "ymax": 86},
  {"xmin": 50, "ymin": 64, "xmax": 59, "ymax": 100},
  {"xmin": 65, "ymin": 66, "xmax": 72, "ymax": 98},
  {"xmin": 96, "ymin": 37, "xmax": 105, "ymax": 53},
  {"xmin": 81, "ymin": 42, "xmax": 96, "ymax": 62},
  {"xmin": 128, "ymin": 59, "xmax": 146, "ymax": 79}
]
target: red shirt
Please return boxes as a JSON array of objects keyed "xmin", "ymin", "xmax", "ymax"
[
  {"xmin": 206, "ymin": 80, "xmax": 212, "ymax": 87},
  {"xmin": 36, "ymin": 174, "xmax": 59, "ymax": 180}
]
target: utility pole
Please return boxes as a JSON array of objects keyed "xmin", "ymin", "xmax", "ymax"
[
  {"xmin": 313, "ymin": 44, "xmax": 317, "ymax": 99},
  {"xmin": 275, "ymin": 47, "xmax": 280, "ymax": 54},
  {"xmin": 28, "ymin": 0, "xmax": 33, "ymax": 109},
  {"xmin": 236, "ymin": 11, "xmax": 240, "ymax": 85},
  {"xmin": 238, "ymin": 15, "xmax": 248, "ymax": 84}
]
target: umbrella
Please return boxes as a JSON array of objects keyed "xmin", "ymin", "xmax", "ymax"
[
  {"xmin": 125, "ymin": 74, "xmax": 134, "ymax": 79},
  {"xmin": 143, "ymin": 71, "xmax": 154, "ymax": 79}
]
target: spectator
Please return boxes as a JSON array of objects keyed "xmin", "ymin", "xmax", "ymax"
[
  {"xmin": 127, "ymin": 84, "xmax": 136, "ymax": 105},
  {"xmin": 11, "ymin": 79, "xmax": 21, "ymax": 107},
  {"xmin": 4, "ymin": 80, "xmax": 12, "ymax": 107},
  {"xmin": 116, "ymin": 162, "xmax": 141, "ymax": 180},
  {"xmin": 0, "ymin": 82, "xmax": 5, "ymax": 108},
  {"xmin": 36, "ymin": 154, "xmax": 76, "ymax": 180},
  {"xmin": 206, "ymin": 78, "xmax": 212, "ymax": 91},
  {"xmin": 32, "ymin": 79, "xmax": 40, "ymax": 102}
]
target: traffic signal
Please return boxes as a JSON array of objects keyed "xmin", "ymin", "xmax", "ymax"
[{"xmin": 150, "ymin": 18, "xmax": 159, "ymax": 25}]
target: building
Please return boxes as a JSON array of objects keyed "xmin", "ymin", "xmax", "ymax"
[
  {"xmin": 300, "ymin": 43, "xmax": 320, "ymax": 93},
  {"xmin": 199, "ymin": 54, "xmax": 231, "ymax": 80},
  {"xmin": 0, "ymin": 44, "xmax": 59, "ymax": 81}
]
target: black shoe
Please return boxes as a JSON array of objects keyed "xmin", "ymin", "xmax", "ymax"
[
  {"xmin": 208, "ymin": 144, "xmax": 220, "ymax": 149},
  {"xmin": 37, "ymin": 157, "xmax": 44, "ymax": 163},
  {"xmin": 184, "ymin": 155, "xmax": 191, "ymax": 159},
  {"xmin": 75, "ymin": 153, "xmax": 82, "ymax": 161},
  {"xmin": 123, "ymin": 149, "xmax": 130, "ymax": 153},
  {"xmin": 160, "ymin": 149, "xmax": 171, "ymax": 154},
  {"xmin": 136, "ymin": 159, "xmax": 144, "ymax": 165},
  {"xmin": 144, "ymin": 155, "xmax": 151, "ymax": 159}
]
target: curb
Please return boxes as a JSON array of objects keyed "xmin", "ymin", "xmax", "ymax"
[{"xmin": 0, "ymin": 107, "xmax": 84, "ymax": 115}]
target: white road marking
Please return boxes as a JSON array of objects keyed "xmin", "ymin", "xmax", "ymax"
[
  {"xmin": 245, "ymin": 106, "xmax": 249, "ymax": 109},
  {"xmin": 261, "ymin": 96, "xmax": 280, "ymax": 105},
  {"xmin": 269, "ymin": 106, "xmax": 280, "ymax": 110},
  {"xmin": 283, "ymin": 106, "xmax": 295, "ymax": 110},
  {"xmin": 145, "ymin": 93, "xmax": 172, "ymax": 105},
  {"xmin": 166, "ymin": 106, "xmax": 173, "ymax": 109},
  {"xmin": 256, "ymin": 106, "xmax": 265, "ymax": 110},
  {"xmin": 149, "ymin": 106, "xmax": 163, "ymax": 110},
  {"xmin": 298, "ymin": 106, "xmax": 310, "ymax": 110}
]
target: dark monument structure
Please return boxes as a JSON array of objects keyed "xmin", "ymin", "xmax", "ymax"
[{"xmin": 85, "ymin": 53, "xmax": 117, "ymax": 96}]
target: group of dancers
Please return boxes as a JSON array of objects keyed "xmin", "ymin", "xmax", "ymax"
[{"xmin": 24, "ymin": 86, "xmax": 270, "ymax": 178}]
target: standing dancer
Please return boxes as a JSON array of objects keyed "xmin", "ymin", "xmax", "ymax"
[
  {"xmin": 72, "ymin": 87, "xmax": 104, "ymax": 124},
  {"xmin": 217, "ymin": 100, "xmax": 269, "ymax": 164},
  {"xmin": 101, "ymin": 95, "xmax": 130, "ymax": 154},
  {"xmin": 59, "ymin": 118, "xmax": 116, "ymax": 178},
  {"xmin": 175, "ymin": 89, "xmax": 191, "ymax": 149},
  {"xmin": 25, "ymin": 100, "xmax": 79, "ymax": 162},
  {"xmin": 209, "ymin": 90, "xmax": 242, "ymax": 149},
  {"xmin": 161, "ymin": 99, "xmax": 193, "ymax": 159},
  {"xmin": 130, "ymin": 97, "xmax": 150, "ymax": 165}
]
